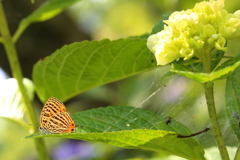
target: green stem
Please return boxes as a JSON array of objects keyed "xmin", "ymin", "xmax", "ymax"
[
  {"xmin": 0, "ymin": 37, "xmax": 4, "ymax": 43},
  {"xmin": 0, "ymin": 3, "xmax": 49, "ymax": 160},
  {"xmin": 205, "ymin": 81, "xmax": 229, "ymax": 160},
  {"xmin": 202, "ymin": 51, "xmax": 229, "ymax": 160},
  {"xmin": 12, "ymin": 20, "xmax": 29, "ymax": 43},
  {"xmin": 235, "ymin": 144, "xmax": 240, "ymax": 160}
]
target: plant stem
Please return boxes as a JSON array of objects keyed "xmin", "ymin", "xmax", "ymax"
[
  {"xmin": 205, "ymin": 81, "xmax": 229, "ymax": 160},
  {"xmin": 12, "ymin": 20, "xmax": 29, "ymax": 43},
  {"xmin": 202, "ymin": 51, "xmax": 229, "ymax": 160},
  {"xmin": 0, "ymin": 2, "xmax": 49, "ymax": 160}
]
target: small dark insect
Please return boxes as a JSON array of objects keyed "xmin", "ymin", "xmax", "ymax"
[{"xmin": 165, "ymin": 117, "xmax": 172, "ymax": 125}]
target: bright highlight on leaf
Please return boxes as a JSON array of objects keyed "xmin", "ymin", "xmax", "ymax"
[
  {"xmin": 0, "ymin": 78, "xmax": 34, "ymax": 129},
  {"xmin": 35, "ymin": 9, "xmax": 62, "ymax": 22},
  {"xmin": 0, "ymin": 78, "xmax": 34, "ymax": 119}
]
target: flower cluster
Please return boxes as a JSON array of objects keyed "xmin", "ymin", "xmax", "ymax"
[{"xmin": 147, "ymin": 0, "xmax": 240, "ymax": 65}]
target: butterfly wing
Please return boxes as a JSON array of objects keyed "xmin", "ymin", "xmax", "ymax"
[
  {"xmin": 43, "ymin": 112, "xmax": 75, "ymax": 133},
  {"xmin": 40, "ymin": 97, "xmax": 67, "ymax": 130}
]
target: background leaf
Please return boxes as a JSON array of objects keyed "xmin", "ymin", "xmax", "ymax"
[
  {"xmin": 0, "ymin": 78, "xmax": 34, "ymax": 129},
  {"xmin": 33, "ymin": 38, "xmax": 156, "ymax": 102},
  {"xmin": 13, "ymin": 0, "xmax": 82, "ymax": 42},
  {"xmin": 225, "ymin": 65, "xmax": 240, "ymax": 140},
  {"xmin": 211, "ymin": 50, "xmax": 225, "ymax": 70},
  {"xmin": 21, "ymin": 0, "xmax": 82, "ymax": 24},
  {"xmin": 150, "ymin": 14, "xmax": 169, "ymax": 35},
  {"xmin": 25, "ymin": 106, "xmax": 206, "ymax": 160}
]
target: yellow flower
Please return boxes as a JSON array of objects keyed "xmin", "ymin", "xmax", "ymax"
[{"xmin": 147, "ymin": 0, "xmax": 240, "ymax": 65}]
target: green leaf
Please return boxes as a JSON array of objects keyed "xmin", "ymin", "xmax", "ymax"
[
  {"xmin": 150, "ymin": 14, "xmax": 170, "ymax": 35},
  {"xmin": 225, "ymin": 65, "xmax": 240, "ymax": 140},
  {"xmin": 13, "ymin": 0, "xmax": 82, "ymax": 42},
  {"xmin": 161, "ymin": 70, "xmax": 176, "ymax": 80},
  {"xmin": 171, "ymin": 57, "xmax": 240, "ymax": 83},
  {"xmin": 130, "ymin": 33, "xmax": 150, "ymax": 39},
  {"xmin": 33, "ymin": 39, "xmax": 157, "ymax": 102},
  {"xmin": 172, "ymin": 57, "xmax": 203, "ymax": 73},
  {"xmin": 22, "ymin": 0, "xmax": 81, "ymax": 24},
  {"xmin": 211, "ymin": 50, "xmax": 225, "ymax": 70},
  {"xmin": 215, "ymin": 56, "xmax": 240, "ymax": 71},
  {"xmin": 0, "ymin": 78, "xmax": 34, "ymax": 129},
  {"xmin": 25, "ymin": 106, "xmax": 206, "ymax": 160}
]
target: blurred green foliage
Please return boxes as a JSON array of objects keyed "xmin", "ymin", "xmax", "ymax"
[{"xmin": 1, "ymin": 0, "xmax": 240, "ymax": 159}]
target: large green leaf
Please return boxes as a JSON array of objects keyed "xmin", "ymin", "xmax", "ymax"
[
  {"xmin": 171, "ymin": 57, "xmax": 240, "ymax": 83},
  {"xmin": 25, "ymin": 106, "xmax": 206, "ymax": 160},
  {"xmin": 225, "ymin": 64, "xmax": 240, "ymax": 140},
  {"xmin": 33, "ymin": 38, "xmax": 156, "ymax": 102},
  {"xmin": 0, "ymin": 78, "xmax": 34, "ymax": 129}
]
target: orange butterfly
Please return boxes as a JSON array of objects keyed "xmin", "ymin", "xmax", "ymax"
[{"xmin": 39, "ymin": 97, "xmax": 75, "ymax": 134}]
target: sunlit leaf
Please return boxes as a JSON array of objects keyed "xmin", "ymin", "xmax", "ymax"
[
  {"xmin": 0, "ymin": 78, "xmax": 34, "ymax": 129},
  {"xmin": 25, "ymin": 106, "xmax": 206, "ymax": 160},
  {"xmin": 171, "ymin": 57, "xmax": 240, "ymax": 83},
  {"xmin": 33, "ymin": 39, "xmax": 156, "ymax": 102}
]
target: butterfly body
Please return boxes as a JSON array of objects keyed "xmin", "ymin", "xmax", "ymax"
[{"xmin": 39, "ymin": 97, "xmax": 75, "ymax": 134}]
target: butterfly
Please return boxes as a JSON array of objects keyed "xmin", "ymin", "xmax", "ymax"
[{"xmin": 39, "ymin": 97, "xmax": 75, "ymax": 134}]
